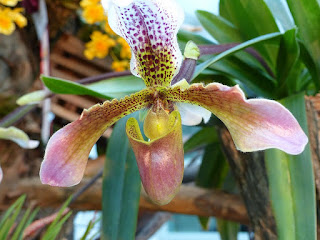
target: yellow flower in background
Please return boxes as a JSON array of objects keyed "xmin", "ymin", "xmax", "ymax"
[
  {"xmin": 0, "ymin": 8, "xmax": 15, "ymax": 35},
  {"xmin": 111, "ymin": 60, "xmax": 130, "ymax": 72},
  {"xmin": 0, "ymin": 7, "xmax": 26, "ymax": 35},
  {"xmin": 84, "ymin": 31, "xmax": 116, "ymax": 59},
  {"xmin": 0, "ymin": 0, "xmax": 21, "ymax": 7},
  {"xmin": 79, "ymin": 0, "xmax": 130, "ymax": 67},
  {"xmin": 80, "ymin": 0, "xmax": 100, "ymax": 8},
  {"xmin": 80, "ymin": 0, "xmax": 105, "ymax": 24},
  {"xmin": 9, "ymin": 8, "xmax": 27, "ymax": 28},
  {"xmin": 117, "ymin": 37, "xmax": 131, "ymax": 59}
]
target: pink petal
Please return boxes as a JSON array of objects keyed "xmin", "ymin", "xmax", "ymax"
[
  {"xmin": 164, "ymin": 83, "xmax": 308, "ymax": 155},
  {"xmin": 40, "ymin": 89, "xmax": 153, "ymax": 187},
  {"xmin": 126, "ymin": 110, "xmax": 184, "ymax": 205},
  {"xmin": 106, "ymin": 0, "xmax": 184, "ymax": 86}
]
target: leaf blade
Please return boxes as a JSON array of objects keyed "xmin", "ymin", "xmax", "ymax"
[
  {"xmin": 101, "ymin": 113, "xmax": 141, "ymax": 240},
  {"xmin": 265, "ymin": 92, "xmax": 316, "ymax": 240}
]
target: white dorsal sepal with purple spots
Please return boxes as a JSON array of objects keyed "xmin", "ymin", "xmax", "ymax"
[{"xmin": 106, "ymin": 0, "xmax": 184, "ymax": 87}]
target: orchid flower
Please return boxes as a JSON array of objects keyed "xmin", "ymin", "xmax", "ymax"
[{"xmin": 40, "ymin": 0, "xmax": 308, "ymax": 205}]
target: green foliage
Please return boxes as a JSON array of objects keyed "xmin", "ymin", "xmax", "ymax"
[
  {"xmin": 276, "ymin": 28, "xmax": 300, "ymax": 97},
  {"xmin": 191, "ymin": 1, "xmax": 318, "ymax": 239},
  {"xmin": 286, "ymin": 0, "xmax": 320, "ymax": 89},
  {"xmin": 0, "ymin": 195, "xmax": 28, "ymax": 239},
  {"xmin": 192, "ymin": 127, "xmax": 238, "ymax": 238},
  {"xmin": 42, "ymin": 196, "xmax": 73, "ymax": 240},
  {"xmin": 42, "ymin": 76, "xmax": 112, "ymax": 99},
  {"xmin": 192, "ymin": 32, "xmax": 281, "ymax": 98},
  {"xmin": 193, "ymin": 0, "xmax": 319, "ymax": 98},
  {"xmin": 219, "ymin": 0, "xmax": 279, "ymax": 66},
  {"xmin": 42, "ymin": 75, "xmax": 145, "ymax": 100},
  {"xmin": 184, "ymin": 127, "xmax": 219, "ymax": 153},
  {"xmin": 80, "ymin": 215, "xmax": 101, "ymax": 240},
  {"xmin": 217, "ymin": 219, "xmax": 239, "ymax": 240},
  {"xmin": 87, "ymin": 76, "xmax": 145, "ymax": 99},
  {"xmin": 196, "ymin": 143, "xmax": 228, "ymax": 189},
  {"xmin": 0, "ymin": 195, "xmax": 71, "ymax": 240},
  {"xmin": 265, "ymin": 93, "xmax": 315, "ymax": 240},
  {"xmin": 11, "ymin": 206, "xmax": 39, "ymax": 240},
  {"xmin": 196, "ymin": 11, "xmax": 242, "ymax": 43},
  {"xmin": 193, "ymin": 32, "xmax": 281, "ymax": 81},
  {"xmin": 101, "ymin": 113, "xmax": 141, "ymax": 240}
]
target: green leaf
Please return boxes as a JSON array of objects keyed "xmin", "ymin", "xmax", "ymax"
[
  {"xmin": 196, "ymin": 143, "xmax": 228, "ymax": 189},
  {"xmin": 276, "ymin": 28, "xmax": 300, "ymax": 98},
  {"xmin": 195, "ymin": 141, "xmax": 234, "ymax": 236},
  {"xmin": 80, "ymin": 216, "xmax": 101, "ymax": 240},
  {"xmin": 20, "ymin": 208, "xmax": 39, "ymax": 239},
  {"xmin": 42, "ymin": 75, "xmax": 144, "ymax": 100},
  {"xmin": 265, "ymin": 150, "xmax": 295, "ymax": 239},
  {"xmin": 299, "ymin": 42, "xmax": 320, "ymax": 91},
  {"xmin": 0, "ymin": 195, "xmax": 25, "ymax": 229},
  {"xmin": 42, "ymin": 196, "xmax": 72, "ymax": 240},
  {"xmin": 265, "ymin": 92, "xmax": 316, "ymax": 240},
  {"xmin": 198, "ymin": 216, "xmax": 210, "ymax": 230},
  {"xmin": 11, "ymin": 206, "xmax": 38, "ymax": 240},
  {"xmin": 264, "ymin": 0, "xmax": 295, "ymax": 31},
  {"xmin": 294, "ymin": 67, "xmax": 313, "ymax": 93},
  {"xmin": 196, "ymin": 11, "xmax": 242, "ymax": 43},
  {"xmin": 208, "ymin": 56, "xmax": 276, "ymax": 98},
  {"xmin": 286, "ymin": 0, "xmax": 320, "ymax": 89},
  {"xmin": 184, "ymin": 127, "xmax": 219, "ymax": 153},
  {"xmin": 193, "ymin": 32, "xmax": 281, "ymax": 81},
  {"xmin": 87, "ymin": 76, "xmax": 145, "ymax": 99},
  {"xmin": 217, "ymin": 219, "xmax": 239, "ymax": 240},
  {"xmin": 102, "ymin": 113, "xmax": 141, "ymax": 240},
  {"xmin": 42, "ymin": 76, "xmax": 112, "ymax": 99},
  {"xmin": 178, "ymin": 29, "xmax": 214, "ymax": 51},
  {"xmin": 219, "ymin": 0, "xmax": 279, "ymax": 67},
  {"xmin": 43, "ymin": 212, "xmax": 73, "ymax": 240},
  {"xmin": 0, "ymin": 195, "xmax": 26, "ymax": 239},
  {"xmin": 195, "ymin": 10, "xmax": 272, "ymax": 72},
  {"xmin": 193, "ymin": 33, "xmax": 281, "ymax": 98}
]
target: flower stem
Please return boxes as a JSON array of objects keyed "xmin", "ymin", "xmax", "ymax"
[
  {"xmin": 171, "ymin": 58, "xmax": 197, "ymax": 85},
  {"xmin": 0, "ymin": 104, "xmax": 37, "ymax": 128}
]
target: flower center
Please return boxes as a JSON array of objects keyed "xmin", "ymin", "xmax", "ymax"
[{"xmin": 143, "ymin": 108, "xmax": 169, "ymax": 140}]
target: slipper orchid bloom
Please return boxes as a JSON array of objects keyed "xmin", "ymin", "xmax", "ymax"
[{"xmin": 40, "ymin": 0, "xmax": 308, "ymax": 205}]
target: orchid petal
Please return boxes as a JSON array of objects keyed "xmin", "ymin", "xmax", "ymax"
[
  {"xmin": 106, "ymin": 0, "xmax": 184, "ymax": 87},
  {"xmin": 126, "ymin": 110, "xmax": 184, "ymax": 205},
  {"xmin": 0, "ymin": 127, "xmax": 39, "ymax": 149},
  {"xmin": 40, "ymin": 88, "xmax": 154, "ymax": 187},
  {"xmin": 164, "ymin": 83, "xmax": 308, "ymax": 155},
  {"xmin": 176, "ymin": 102, "xmax": 211, "ymax": 126}
]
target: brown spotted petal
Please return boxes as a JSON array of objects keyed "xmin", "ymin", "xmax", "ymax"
[
  {"xmin": 40, "ymin": 88, "xmax": 153, "ymax": 187},
  {"xmin": 126, "ymin": 110, "xmax": 184, "ymax": 205},
  {"xmin": 106, "ymin": 0, "xmax": 184, "ymax": 87},
  {"xmin": 164, "ymin": 83, "xmax": 308, "ymax": 155}
]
